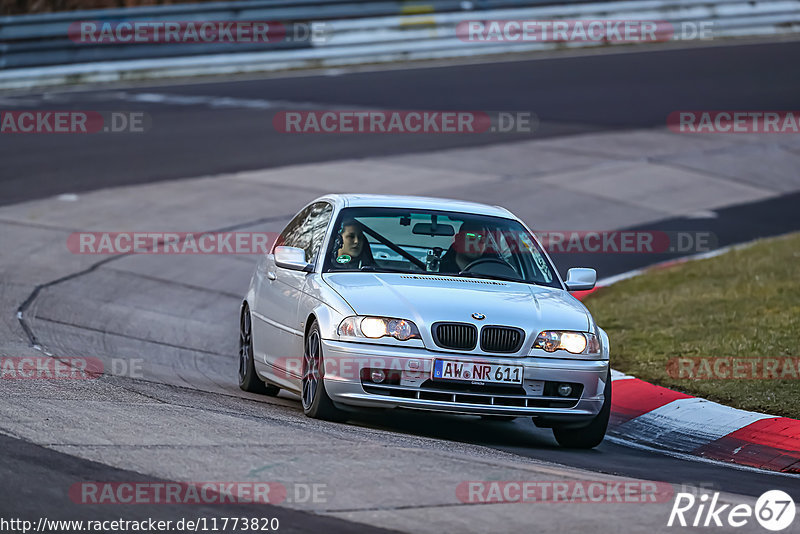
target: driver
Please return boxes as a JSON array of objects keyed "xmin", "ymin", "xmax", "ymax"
[
  {"xmin": 331, "ymin": 219, "xmax": 375, "ymax": 269},
  {"xmin": 438, "ymin": 221, "xmax": 494, "ymax": 273}
]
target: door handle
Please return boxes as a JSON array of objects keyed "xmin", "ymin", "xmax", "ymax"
[{"xmin": 267, "ymin": 271, "xmax": 277, "ymax": 280}]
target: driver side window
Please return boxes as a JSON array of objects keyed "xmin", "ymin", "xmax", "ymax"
[
  {"xmin": 302, "ymin": 202, "xmax": 333, "ymax": 263},
  {"xmin": 274, "ymin": 203, "xmax": 334, "ymax": 264},
  {"xmin": 274, "ymin": 206, "xmax": 311, "ymax": 251}
]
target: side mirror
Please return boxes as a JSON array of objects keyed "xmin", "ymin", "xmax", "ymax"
[
  {"xmin": 274, "ymin": 246, "xmax": 313, "ymax": 272},
  {"xmin": 565, "ymin": 267, "xmax": 596, "ymax": 291}
]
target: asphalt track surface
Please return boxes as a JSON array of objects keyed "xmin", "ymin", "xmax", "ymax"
[
  {"xmin": 2, "ymin": 39, "xmax": 800, "ymax": 205},
  {"xmin": 552, "ymin": 191, "xmax": 800, "ymax": 279},
  {"xmin": 2, "ymin": 39, "xmax": 800, "ymax": 530},
  {"xmin": 0, "ymin": 433, "xmax": 402, "ymax": 534}
]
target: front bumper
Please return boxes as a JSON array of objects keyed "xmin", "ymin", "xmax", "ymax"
[{"xmin": 320, "ymin": 339, "xmax": 608, "ymax": 421}]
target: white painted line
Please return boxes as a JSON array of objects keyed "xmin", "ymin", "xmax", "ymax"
[
  {"xmin": 0, "ymin": 97, "xmax": 41, "ymax": 106},
  {"xmin": 74, "ymin": 91, "xmax": 375, "ymax": 112},
  {"xmin": 686, "ymin": 210, "xmax": 718, "ymax": 219},
  {"xmin": 118, "ymin": 92, "xmax": 316, "ymax": 110}
]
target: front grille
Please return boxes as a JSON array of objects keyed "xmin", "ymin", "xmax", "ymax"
[
  {"xmin": 422, "ymin": 379, "xmax": 525, "ymax": 395},
  {"xmin": 361, "ymin": 383, "xmax": 579, "ymax": 409},
  {"xmin": 480, "ymin": 326, "xmax": 524, "ymax": 353},
  {"xmin": 432, "ymin": 322, "xmax": 477, "ymax": 350}
]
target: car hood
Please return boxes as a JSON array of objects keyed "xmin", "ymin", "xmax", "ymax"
[{"xmin": 322, "ymin": 273, "xmax": 590, "ymax": 335}]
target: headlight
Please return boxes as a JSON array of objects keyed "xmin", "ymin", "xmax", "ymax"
[
  {"xmin": 533, "ymin": 331, "xmax": 600, "ymax": 355},
  {"xmin": 338, "ymin": 316, "xmax": 421, "ymax": 341}
]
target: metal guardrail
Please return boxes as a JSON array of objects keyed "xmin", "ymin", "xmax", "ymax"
[
  {"xmin": 0, "ymin": 0, "xmax": 596, "ymax": 68},
  {"xmin": 322, "ymin": 0, "xmax": 800, "ymax": 48},
  {"xmin": 0, "ymin": 0, "xmax": 799, "ymax": 87}
]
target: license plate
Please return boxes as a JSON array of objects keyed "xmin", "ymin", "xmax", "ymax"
[{"xmin": 432, "ymin": 359, "xmax": 523, "ymax": 385}]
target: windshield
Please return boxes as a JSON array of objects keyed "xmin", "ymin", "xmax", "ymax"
[{"xmin": 322, "ymin": 207, "xmax": 561, "ymax": 288}]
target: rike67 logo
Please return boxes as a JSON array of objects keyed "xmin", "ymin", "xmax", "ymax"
[{"xmin": 668, "ymin": 490, "xmax": 796, "ymax": 531}]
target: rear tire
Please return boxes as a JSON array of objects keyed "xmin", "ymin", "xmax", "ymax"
[
  {"xmin": 238, "ymin": 305, "xmax": 280, "ymax": 396},
  {"xmin": 551, "ymin": 370, "xmax": 611, "ymax": 449},
  {"xmin": 302, "ymin": 321, "xmax": 346, "ymax": 422}
]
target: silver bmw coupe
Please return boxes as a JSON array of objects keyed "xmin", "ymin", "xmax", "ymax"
[{"xmin": 239, "ymin": 194, "xmax": 611, "ymax": 448}]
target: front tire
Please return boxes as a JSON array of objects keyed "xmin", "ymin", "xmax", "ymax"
[
  {"xmin": 302, "ymin": 321, "xmax": 345, "ymax": 422},
  {"xmin": 551, "ymin": 370, "xmax": 611, "ymax": 449},
  {"xmin": 238, "ymin": 305, "xmax": 279, "ymax": 396}
]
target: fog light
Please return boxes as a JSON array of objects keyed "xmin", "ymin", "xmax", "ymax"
[
  {"xmin": 371, "ymin": 369, "xmax": 386, "ymax": 383},
  {"xmin": 557, "ymin": 384, "xmax": 573, "ymax": 397}
]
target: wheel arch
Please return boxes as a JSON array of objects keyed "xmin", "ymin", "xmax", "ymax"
[
  {"xmin": 304, "ymin": 312, "xmax": 318, "ymax": 339},
  {"xmin": 304, "ymin": 303, "xmax": 344, "ymax": 340}
]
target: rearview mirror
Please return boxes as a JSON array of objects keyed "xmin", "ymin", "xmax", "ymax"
[
  {"xmin": 412, "ymin": 223, "xmax": 455, "ymax": 236},
  {"xmin": 565, "ymin": 268, "xmax": 596, "ymax": 291},
  {"xmin": 274, "ymin": 246, "xmax": 313, "ymax": 272}
]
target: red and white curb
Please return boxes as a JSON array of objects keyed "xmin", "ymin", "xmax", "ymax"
[
  {"xmin": 573, "ymin": 243, "xmax": 800, "ymax": 474},
  {"xmin": 608, "ymin": 371, "xmax": 800, "ymax": 474}
]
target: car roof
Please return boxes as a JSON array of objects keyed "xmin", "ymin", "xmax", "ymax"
[{"xmin": 316, "ymin": 194, "xmax": 515, "ymax": 219}]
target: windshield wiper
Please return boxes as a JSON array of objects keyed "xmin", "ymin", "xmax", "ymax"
[{"xmin": 358, "ymin": 265, "xmax": 422, "ymax": 274}]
